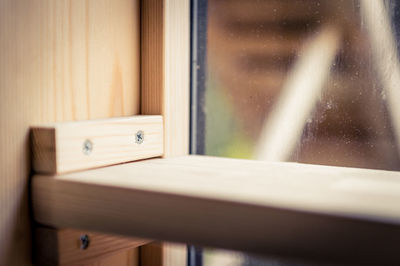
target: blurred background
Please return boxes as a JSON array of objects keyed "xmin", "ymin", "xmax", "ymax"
[{"xmin": 190, "ymin": 0, "xmax": 400, "ymax": 265}]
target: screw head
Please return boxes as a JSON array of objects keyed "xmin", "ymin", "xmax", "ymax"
[
  {"xmin": 80, "ymin": 234, "xmax": 90, "ymax": 250},
  {"xmin": 82, "ymin": 139, "xmax": 93, "ymax": 155},
  {"xmin": 135, "ymin": 130, "xmax": 144, "ymax": 144}
]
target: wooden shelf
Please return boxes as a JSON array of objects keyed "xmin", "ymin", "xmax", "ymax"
[{"xmin": 32, "ymin": 155, "xmax": 400, "ymax": 264}]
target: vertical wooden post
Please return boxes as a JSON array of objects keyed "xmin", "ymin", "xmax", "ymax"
[
  {"xmin": 141, "ymin": 0, "xmax": 190, "ymax": 157},
  {"xmin": 141, "ymin": 0, "xmax": 190, "ymax": 265}
]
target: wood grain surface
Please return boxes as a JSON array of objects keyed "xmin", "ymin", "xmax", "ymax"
[
  {"xmin": 141, "ymin": 0, "xmax": 190, "ymax": 265},
  {"xmin": 32, "ymin": 116, "xmax": 163, "ymax": 174},
  {"xmin": 141, "ymin": 0, "xmax": 190, "ymax": 158},
  {"xmin": 32, "ymin": 155, "xmax": 400, "ymax": 264},
  {"xmin": 34, "ymin": 227, "xmax": 149, "ymax": 266},
  {"xmin": 0, "ymin": 0, "xmax": 140, "ymax": 265}
]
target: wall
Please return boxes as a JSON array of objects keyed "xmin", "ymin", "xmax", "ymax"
[{"xmin": 0, "ymin": 0, "xmax": 140, "ymax": 264}]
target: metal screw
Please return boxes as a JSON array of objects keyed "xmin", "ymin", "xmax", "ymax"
[
  {"xmin": 80, "ymin": 234, "xmax": 90, "ymax": 250},
  {"xmin": 82, "ymin": 139, "xmax": 93, "ymax": 155},
  {"xmin": 135, "ymin": 130, "xmax": 144, "ymax": 144}
]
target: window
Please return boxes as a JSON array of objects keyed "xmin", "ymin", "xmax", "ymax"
[{"xmin": 191, "ymin": 0, "xmax": 400, "ymax": 265}]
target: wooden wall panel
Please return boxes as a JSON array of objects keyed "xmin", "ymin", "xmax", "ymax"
[{"xmin": 0, "ymin": 0, "xmax": 140, "ymax": 265}]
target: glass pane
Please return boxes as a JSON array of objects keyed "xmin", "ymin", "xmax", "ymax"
[
  {"xmin": 191, "ymin": 0, "xmax": 400, "ymax": 265},
  {"xmin": 192, "ymin": 0, "xmax": 400, "ymax": 170}
]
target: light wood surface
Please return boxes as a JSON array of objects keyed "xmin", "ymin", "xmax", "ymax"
[
  {"xmin": 141, "ymin": 0, "xmax": 163, "ymax": 116},
  {"xmin": 32, "ymin": 155, "xmax": 400, "ymax": 264},
  {"xmin": 141, "ymin": 0, "xmax": 190, "ymax": 158},
  {"xmin": 140, "ymin": 242, "xmax": 187, "ymax": 266},
  {"xmin": 35, "ymin": 228, "xmax": 149, "ymax": 266},
  {"xmin": 32, "ymin": 115, "xmax": 163, "ymax": 174},
  {"xmin": 0, "ymin": 0, "xmax": 141, "ymax": 265},
  {"xmin": 84, "ymin": 248, "xmax": 138, "ymax": 266},
  {"xmin": 141, "ymin": 0, "xmax": 190, "ymax": 264}
]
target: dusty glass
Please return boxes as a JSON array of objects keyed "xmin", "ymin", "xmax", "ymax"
[
  {"xmin": 192, "ymin": 0, "xmax": 400, "ymax": 171},
  {"xmin": 191, "ymin": 0, "xmax": 400, "ymax": 265}
]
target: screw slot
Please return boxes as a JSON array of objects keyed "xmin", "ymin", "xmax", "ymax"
[
  {"xmin": 82, "ymin": 139, "xmax": 93, "ymax": 155},
  {"xmin": 135, "ymin": 130, "xmax": 144, "ymax": 144},
  {"xmin": 80, "ymin": 234, "xmax": 90, "ymax": 250}
]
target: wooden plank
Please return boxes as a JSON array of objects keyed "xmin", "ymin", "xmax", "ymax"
[
  {"xmin": 83, "ymin": 248, "xmax": 139, "ymax": 266},
  {"xmin": 139, "ymin": 243, "xmax": 163, "ymax": 266},
  {"xmin": 141, "ymin": 0, "xmax": 190, "ymax": 158},
  {"xmin": 141, "ymin": 0, "xmax": 163, "ymax": 116},
  {"xmin": 31, "ymin": 115, "xmax": 163, "ymax": 174},
  {"xmin": 141, "ymin": 0, "xmax": 190, "ymax": 264},
  {"xmin": 32, "ymin": 155, "xmax": 400, "ymax": 264},
  {"xmin": 38, "ymin": 247, "xmax": 140, "ymax": 266},
  {"xmin": 140, "ymin": 242, "xmax": 187, "ymax": 266},
  {"xmin": 0, "ymin": 0, "xmax": 141, "ymax": 264},
  {"xmin": 34, "ymin": 228, "xmax": 149, "ymax": 266}
]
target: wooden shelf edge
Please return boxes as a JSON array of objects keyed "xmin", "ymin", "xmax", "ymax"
[{"xmin": 32, "ymin": 155, "xmax": 400, "ymax": 264}]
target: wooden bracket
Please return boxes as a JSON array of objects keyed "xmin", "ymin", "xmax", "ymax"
[
  {"xmin": 31, "ymin": 115, "xmax": 163, "ymax": 265},
  {"xmin": 31, "ymin": 115, "xmax": 163, "ymax": 174},
  {"xmin": 34, "ymin": 227, "xmax": 150, "ymax": 266}
]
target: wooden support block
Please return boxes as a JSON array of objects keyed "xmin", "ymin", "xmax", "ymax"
[
  {"xmin": 140, "ymin": 242, "xmax": 187, "ymax": 266},
  {"xmin": 34, "ymin": 227, "xmax": 149, "ymax": 266},
  {"xmin": 31, "ymin": 116, "xmax": 163, "ymax": 174},
  {"xmin": 32, "ymin": 155, "xmax": 400, "ymax": 264}
]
